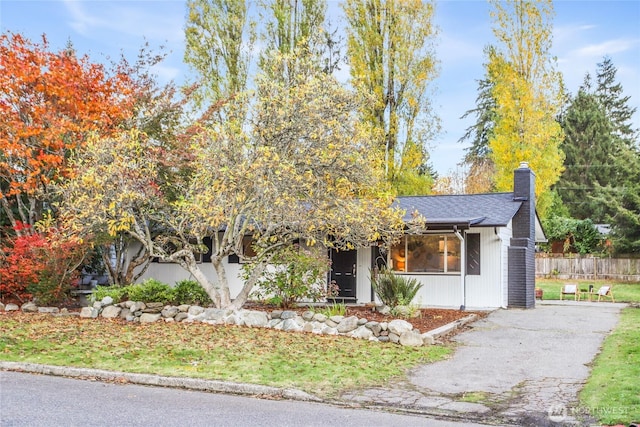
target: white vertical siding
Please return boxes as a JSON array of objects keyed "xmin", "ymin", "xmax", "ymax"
[{"xmin": 465, "ymin": 227, "xmax": 506, "ymax": 309}]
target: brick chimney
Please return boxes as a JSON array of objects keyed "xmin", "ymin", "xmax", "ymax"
[{"xmin": 508, "ymin": 162, "xmax": 536, "ymax": 308}]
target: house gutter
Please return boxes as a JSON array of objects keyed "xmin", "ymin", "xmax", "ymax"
[{"xmin": 453, "ymin": 226, "xmax": 465, "ymax": 310}]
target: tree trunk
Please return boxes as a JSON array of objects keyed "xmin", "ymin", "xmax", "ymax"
[{"xmin": 211, "ymin": 256, "xmax": 232, "ymax": 308}]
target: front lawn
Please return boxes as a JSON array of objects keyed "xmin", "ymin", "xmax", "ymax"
[
  {"xmin": 0, "ymin": 313, "xmax": 449, "ymax": 398},
  {"xmin": 579, "ymin": 307, "xmax": 640, "ymax": 424}
]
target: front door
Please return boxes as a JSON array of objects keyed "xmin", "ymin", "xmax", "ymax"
[{"xmin": 329, "ymin": 249, "xmax": 357, "ymax": 300}]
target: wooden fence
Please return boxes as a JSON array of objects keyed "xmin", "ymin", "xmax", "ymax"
[{"xmin": 535, "ymin": 254, "xmax": 640, "ymax": 281}]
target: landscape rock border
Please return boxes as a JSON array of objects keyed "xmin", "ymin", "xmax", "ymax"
[{"xmin": 2, "ymin": 300, "xmax": 479, "ymax": 347}]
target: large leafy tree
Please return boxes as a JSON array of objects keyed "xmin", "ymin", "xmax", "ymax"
[
  {"xmin": 0, "ymin": 32, "xmax": 135, "ymax": 234},
  {"xmin": 59, "ymin": 53, "xmax": 406, "ymax": 309},
  {"xmin": 484, "ymin": 0, "xmax": 565, "ymax": 217},
  {"xmin": 343, "ymin": 0, "xmax": 439, "ymax": 195}
]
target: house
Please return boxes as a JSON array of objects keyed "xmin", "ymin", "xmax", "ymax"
[{"xmin": 138, "ymin": 162, "xmax": 545, "ymax": 310}]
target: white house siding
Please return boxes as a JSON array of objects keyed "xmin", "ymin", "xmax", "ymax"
[
  {"xmin": 464, "ymin": 227, "xmax": 507, "ymax": 309},
  {"xmin": 411, "ymin": 275, "xmax": 462, "ymax": 308}
]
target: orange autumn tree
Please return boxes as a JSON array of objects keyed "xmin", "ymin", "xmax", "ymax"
[{"xmin": 0, "ymin": 32, "xmax": 135, "ymax": 234}]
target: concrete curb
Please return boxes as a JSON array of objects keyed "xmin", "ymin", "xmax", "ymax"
[
  {"xmin": 424, "ymin": 313, "xmax": 479, "ymax": 341},
  {"xmin": 0, "ymin": 361, "xmax": 321, "ymax": 403}
]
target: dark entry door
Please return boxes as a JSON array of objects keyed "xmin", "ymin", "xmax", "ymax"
[{"xmin": 330, "ymin": 249, "xmax": 357, "ymax": 300}]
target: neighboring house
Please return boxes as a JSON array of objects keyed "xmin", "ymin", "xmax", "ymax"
[{"xmin": 138, "ymin": 163, "xmax": 545, "ymax": 310}]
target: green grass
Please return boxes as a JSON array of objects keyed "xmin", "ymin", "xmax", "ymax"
[
  {"xmin": 579, "ymin": 307, "xmax": 640, "ymax": 425},
  {"xmin": 535, "ymin": 279, "xmax": 640, "ymax": 302},
  {"xmin": 0, "ymin": 314, "xmax": 449, "ymax": 398}
]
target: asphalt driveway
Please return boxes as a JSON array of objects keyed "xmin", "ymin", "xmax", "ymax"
[{"xmin": 340, "ymin": 301, "xmax": 625, "ymax": 426}]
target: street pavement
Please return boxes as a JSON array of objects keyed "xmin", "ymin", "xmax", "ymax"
[
  {"xmin": 340, "ymin": 301, "xmax": 627, "ymax": 426},
  {"xmin": 0, "ymin": 301, "xmax": 627, "ymax": 426}
]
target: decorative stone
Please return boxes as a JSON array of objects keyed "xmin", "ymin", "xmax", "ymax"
[
  {"xmin": 175, "ymin": 312, "xmax": 189, "ymax": 322},
  {"xmin": 146, "ymin": 302, "xmax": 164, "ymax": 309},
  {"xmin": 270, "ymin": 310, "xmax": 283, "ymax": 319},
  {"xmin": 365, "ymin": 321, "xmax": 382, "ymax": 336},
  {"xmin": 139, "ymin": 313, "xmax": 161, "ymax": 323},
  {"xmin": 38, "ymin": 307, "xmax": 59, "ymax": 314},
  {"xmin": 421, "ymin": 333, "xmax": 435, "ymax": 345},
  {"xmin": 268, "ymin": 319, "xmax": 283, "ymax": 328},
  {"xmin": 321, "ymin": 326, "xmax": 338, "ymax": 335},
  {"xmin": 357, "ymin": 318, "xmax": 368, "ymax": 326},
  {"xmin": 240, "ymin": 310, "xmax": 269, "ymax": 328},
  {"xmin": 130, "ymin": 302, "xmax": 146, "ymax": 312},
  {"xmin": 164, "ymin": 317, "xmax": 175, "ymax": 323},
  {"xmin": 101, "ymin": 305, "xmax": 122, "ymax": 318},
  {"xmin": 280, "ymin": 310, "xmax": 296, "ymax": 320},
  {"xmin": 187, "ymin": 305, "xmax": 204, "ymax": 316},
  {"xmin": 399, "ymin": 330, "xmax": 424, "ymax": 347},
  {"xmin": 329, "ymin": 315, "xmax": 344, "ymax": 323},
  {"xmin": 325, "ymin": 319, "xmax": 338, "ymax": 328},
  {"xmin": 119, "ymin": 308, "xmax": 132, "ymax": 319},
  {"xmin": 377, "ymin": 335, "xmax": 390, "ymax": 343},
  {"xmin": 388, "ymin": 319, "xmax": 413, "ymax": 336},
  {"xmin": 5, "ymin": 303, "xmax": 19, "ymax": 312},
  {"xmin": 302, "ymin": 310, "xmax": 315, "ymax": 321},
  {"xmin": 388, "ymin": 332, "xmax": 400, "ymax": 344},
  {"xmin": 377, "ymin": 305, "xmax": 391, "ymax": 315},
  {"xmin": 123, "ymin": 301, "xmax": 134, "ymax": 308},
  {"xmin": 21, "ymin": 302, "xmax": 38, "ymax": 313},
  {"xmin": 336, "ymin": 316, "xmax": 359, "ymax": 333},
  {"xmin": 92, "ymin": 301, "xmax": 103, "ymax": 309},
  {"xmin": 161, "ymin": 306, "xmax": 179, "ymax": 318},
  {"xmin": 80, "ymin": 307, "xmax": 99, "ymax": 318},
  {"xmin": 351, "ymin": 325, "xmax": 373, "ymax": 340},
  {"xmin": 202, "ymin": 308, "xmax": 232, "ymax": 323},
  {"xmin": 101, "ymin": 296, "xmax": 114, "ymax": 306},
  {"xmin": 312, "ymin": 313, "xmax": 327, "ymax": 323},
  {"xmin": 125, "ymin": 314, "xmax": 136, "ymax": 322},
  {"xmin": 302, "ymin": 322, "xmax": 314, "ymax": 333},
  {"xmin": 282, "ymin": 318, "xmax": 302, "ymax": 332},
  {"xmin": 177, "ymin": 304, "xmax": 190, "ymax": 312}
]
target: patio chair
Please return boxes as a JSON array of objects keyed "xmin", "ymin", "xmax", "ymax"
[
  {"xmin": 560, "ymin": 283, "xmax": 580, "ymax": 301},
  {"xmin": 596, "ymin": 285, "xmax": 615, "ymax": 302}
]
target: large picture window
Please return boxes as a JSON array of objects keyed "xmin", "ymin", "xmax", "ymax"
[{"xmin": 390, "ymin": 235, "xmax": 461, "ymax": 274}]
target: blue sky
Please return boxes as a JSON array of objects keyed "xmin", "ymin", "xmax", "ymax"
[{"xmin": 1, "ymin": 0, "xmax": 639, "ymax": 176}]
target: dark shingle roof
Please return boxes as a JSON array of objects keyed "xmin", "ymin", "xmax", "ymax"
[{"xmin": 395, "ymin": 192, "xmax": 522, "ymax": 228}]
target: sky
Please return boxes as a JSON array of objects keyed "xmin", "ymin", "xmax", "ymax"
[{"xmin": 1, "ymin": 0, "xmax": 639, "ymax": 177}]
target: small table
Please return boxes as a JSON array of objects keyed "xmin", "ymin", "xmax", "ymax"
[{"xmin": 580, "ymin": 289, "xmax": 594, "ymax": 302}]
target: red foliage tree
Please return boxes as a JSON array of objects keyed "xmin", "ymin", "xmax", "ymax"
[{"xmin": 0, "ymin": 32, "xmax": 136, "ymax": 233}]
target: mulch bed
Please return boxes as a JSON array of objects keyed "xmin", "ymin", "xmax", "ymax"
[{"xmin": 245, "ymin": 302, "xmax": 486, "ymax": 334}]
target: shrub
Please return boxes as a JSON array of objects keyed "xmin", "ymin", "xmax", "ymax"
[
  {"xmin": 248, "ymin": 245, "xmax": 330, "ymax": 309},
  {"xmin": 92, "ymin": 285, "xmax": 127, "ymax": 303},
  {"xmin": 0, "ymin": 223, "xmax": 87, "ymax": 304},
  {"xmin": 371, "ymin": 268, "xmax": 423, "ymax": 308},
  {"xmin": 320, "ymin": 302, "xmax": 346, "ymax": 317},
  {"xmin": 172, "ymin": 280, "xmax": 212, "ymax": 306},
  {"xmin": 125, "ymin": 279, "xmax": 175, "ymax": 303}
]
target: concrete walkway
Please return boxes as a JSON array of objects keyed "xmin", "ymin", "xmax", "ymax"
[{"xmin": 340, "ymin": 301, "xmax": 626, "ymax": 426}]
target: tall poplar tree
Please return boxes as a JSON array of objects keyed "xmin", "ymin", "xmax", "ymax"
[
  {"xmin": 486, "ymin": 0, "xmax": 565, "ymax": 217},
  {"xmin": 343, "ymin": 0, "xmax": 439, "ymax": 195},
  {"xmin": 184, "ymin": 0, "xmax": 256, "ymax": 111},
  {"xmin": 259, "ymin": 0, "xmax": 343, "ymax": 84}
]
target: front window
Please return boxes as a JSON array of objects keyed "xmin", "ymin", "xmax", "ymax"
[{"xmin": 390, "ymin": 235, "xmax": 461, "ymax": 274}]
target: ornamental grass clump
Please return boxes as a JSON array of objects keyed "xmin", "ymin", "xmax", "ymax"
[{"xmin": 371, "ymin": 268, "xmax": 423, "ymax": 308}]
